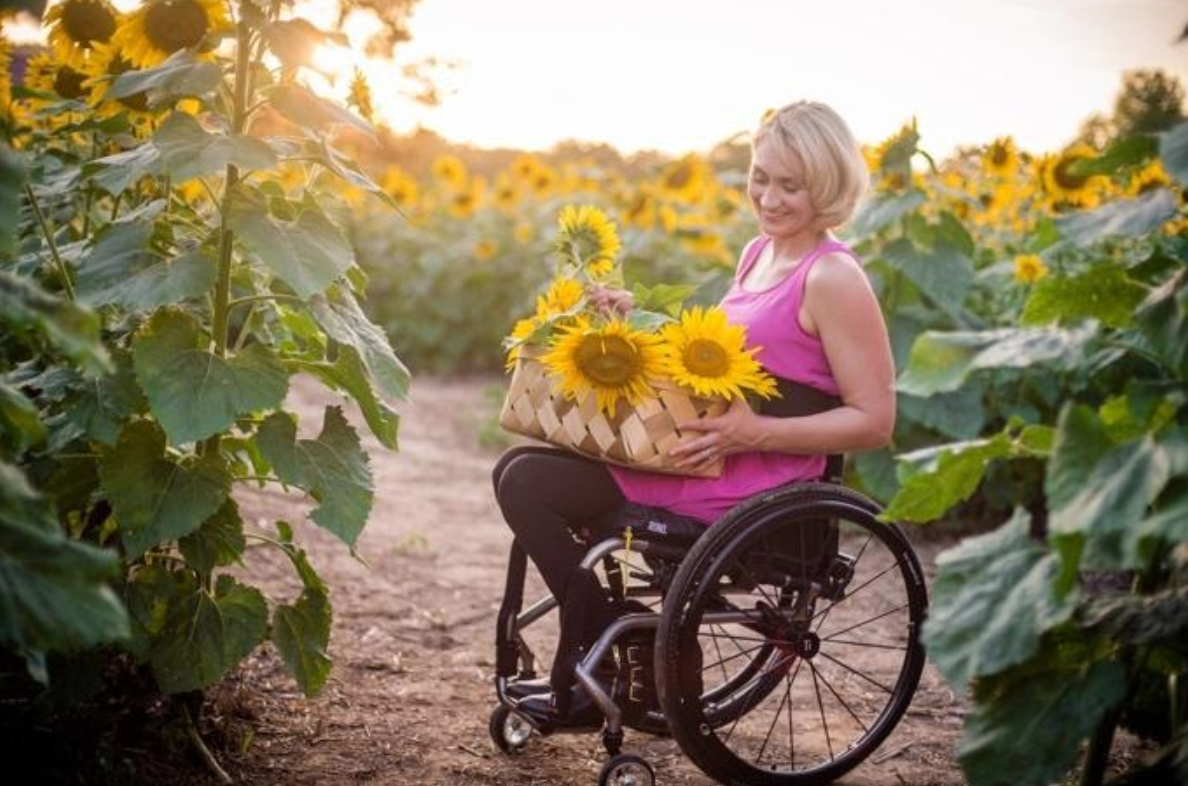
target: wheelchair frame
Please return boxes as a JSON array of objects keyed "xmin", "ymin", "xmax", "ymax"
[{"xmin": 492, "ymin": 479, "xmax": 929, "ymax": 786}]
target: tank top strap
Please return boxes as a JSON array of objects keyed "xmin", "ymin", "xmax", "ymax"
[
  {"xmin": 735, "ymin": 236, "xmax": 772, "ymax": 282},
  {"xmin": 788, "ymin": 240, "xmax": 858, "ymax": 288}
]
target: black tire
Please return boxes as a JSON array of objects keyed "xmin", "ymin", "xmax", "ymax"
[
  {"xmin": 656, "ymin": 483, "xmax": 928, "ymax": 786},
  {"xmin": 598, "ymin": 753, "xmax": 656, "ymax": 786},
  {"xmin": 488, "ymin": 704, "xmax": 532, "ymax": 754}
]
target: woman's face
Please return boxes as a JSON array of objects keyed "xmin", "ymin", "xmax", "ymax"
[{"xmin": 747, "ymin": 135, "xmax": 819, "ymax": 241}]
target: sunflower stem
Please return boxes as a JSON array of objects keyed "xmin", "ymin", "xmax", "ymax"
[{"xmin": 23, "ymin": 182, "xmax": 75, "ymax": 302}]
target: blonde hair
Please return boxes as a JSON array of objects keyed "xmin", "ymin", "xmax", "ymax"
[{"xmin": 753, "ymin": 101, "xmax": 869, "ymax": 229}]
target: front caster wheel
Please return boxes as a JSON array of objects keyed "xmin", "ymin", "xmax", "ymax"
[
  {"xmin": 598, "ymin": 753, "xmax": 655, "ymax": 786},
  {"xmin": 488, "ymin": 704, "xmax": 532, "ymax": 754}
]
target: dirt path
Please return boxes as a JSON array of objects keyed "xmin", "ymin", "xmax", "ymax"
[{"xmin": 215, "ymin": 375, "xmax": 966, "ymax": 786}]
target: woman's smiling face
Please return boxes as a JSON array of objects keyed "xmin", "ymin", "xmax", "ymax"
[{"xmin": 747, "ymin": 135, "xmax": 820, "ymax": 241}]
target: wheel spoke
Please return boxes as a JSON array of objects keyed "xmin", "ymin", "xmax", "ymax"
[
  {"xmin": 808, "ymin": 658, "xmax": 871, "ymax": 735},
  {"xmin": 816, "ymin": 650, "xmax": 895, "ymax": 694},
  {"xmin": 820, "ymin": 602, "xmax": 910, "ymax": 641},
  {"xmin": 810, "ymin": 659, "xmax": 834, "ymax": 760}
]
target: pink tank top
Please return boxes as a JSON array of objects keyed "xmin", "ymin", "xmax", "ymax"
[{"xmin": 609, "ymin": 235, "xmax": 854, "ymax": 523}]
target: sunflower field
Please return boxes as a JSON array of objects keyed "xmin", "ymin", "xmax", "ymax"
[
  {"xmin": 4, "ymin": 0, "xmax": 1188, "ymax": 783},
  {"xmin": 1, "ymin": 0, "xmax": 407, "ymax": 759}
]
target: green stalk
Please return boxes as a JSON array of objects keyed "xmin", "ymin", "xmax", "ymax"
[{"xmin": 24, "ymin": 183, "xmax": 75, "ymax": 301}]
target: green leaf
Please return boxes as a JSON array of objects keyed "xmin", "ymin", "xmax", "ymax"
[
  {"xmin": 309, "ymin": 289, "xmax": 410, "ymax": 402},
  {"xmin": 1160, "ymin": 121, "xmax": 1188, "ymax": 187},
  {"xmin": 1047, "ymin": 405, "xmax": 1171, "ymax": 580},
  {"xmin": 148, "ymin": 574, "xmax": 267, "ymax": 694},
  {"xmin": 923, "ymin": 510, "xmax": 1076, "ymax": 688},
  {"xmin": 0, "ymin": 269, "xmax": 110, "ymax": 375},
  {"xmin": 256, "ymin": 406, "xmax": 373, "ymax": 547},
  {"xmin": 1083, "ymin": 585, "xmax": 1188, "ymax": 645},
  {"xmin": 228, "ymin": 189, "xmax": 354, "ymax": 299},
  {"xmin": 1069, "ymin": 134, "xmax": 1159, "ymax": 176},
  {"xmin": 881, "ymin": 238, "xmax": 975, "ymax": 321},
  {"xmin": 1055, "ymin": 188, "xmax": 1178, "ymax": 248},
  {"xmin": 631, "ymin": 282, "xmax": 698, "ymax": 317},
  {"xmin": 1136, "ymin": 269, "xmax": 1188, "ymax": 381},
  {"xmin": 958, "ymin": 658, "xmax": 1126, "ymax": 786},
  {"xmin": 152, "ymin": 113, "xmax": 277, "ymax": 182},
  {"xmin": 265, "ymin": 84, "xmax": 375, "ymax": 138},
  {"xmin": 273, "ymin": 578, "xmax": 332, "ymax": 697},
  {"xmin": 0, "ymin": 462, "xmax": 129, "ymax": 654},
  {"xmin": 1134, "ymin": 480, "xmax": 1188, "ymax": 563},
  {"xmin": 935, "ymin": 211, "xmax": 976, "ymax": 257},
  {"xmin": 898, "ymin": 385, "xmax": 985, "ymax": 439},
  {"xmin": 67, "ymin": 349, "xmax": 146, "ymax": 446},
  {"xmin": 0, "ymin": 381, "xmax": 45, "ymax": 455},
  {"xmin": 897, "ymin": 324, "xmax": 1097, "ymax": 396},
  {"xmin": 1021, "ymin": 264, "xmax": 1148, "ymax": 329},
  {"xmin": 133, "ymin": 309, "xmax": 289, "ymax": 445},
  {"xmin": 179, "ymin": 498, "xmax": 246, "ymax": 577},
  {"xmin": 296, "ymin": 346, "xmax": 400, "ymax": 449},
  {"xmin": 317, "ymin": 140, "xmax": 395, "ymax": 208},
  {"xmin": 85, "ymin": 143, "xmax": 160, "ymax": 195},
  {"xmin": 99, "ymin": 419, "xmax": 231, "ymax": 557},
  {"xmin": 883, "ymin": 433, "xmax": 1012, "ymax": 523},
  {"xmin": 105, "ymin": 51, "xmax": 221, "ymax": 105},
  {"xmin": 0, "ymin": 145, "xmax": 23, "ymax": 258},
  {"xmin": 848, "ymin": 190, "xmax": 927, "ymax": 238}
]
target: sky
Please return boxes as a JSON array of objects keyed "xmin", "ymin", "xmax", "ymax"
[
  {"xmin": 7, "ymin": 0, "xmax": 1188, "ymax": 158},
  {"xmin": 377, "ymin": 0, "xmax": 1188, "ymax": 157}
]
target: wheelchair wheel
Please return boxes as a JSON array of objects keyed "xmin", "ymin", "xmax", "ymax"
[
  {"xmin": 489, "ymin": 704, "xmax": 533, "ymax": 753},
  {"xmin": 656, "ymin": 483, "xmax": 927, "ymax": 785}
]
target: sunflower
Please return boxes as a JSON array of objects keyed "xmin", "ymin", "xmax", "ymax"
[
  {"xmin": 1014, "ymin": 254, "xmax": 1049, "ymax": 284},
  {"xmin": 1126, "ymin": 160, "xmax": 1172, "ymax": 197},
  {"xmin": 23, "ymin": 52, "xmax": 92, "ymax": 103},
  {"xmin": 431, "ymin": 154, "xmax": 467, "ymax": 189},
  {"xmin": 347, "ymin": 67, "xmax": 373, "ymax": 123},
  {"xmin": 1038, "ymin": 143, "xmax": 1104, "ymax": 209},
  {"xmin": 46, "ymin": 0, "xmax": 119, "ymax": 69},
  {"xmin": 504, "ymin": 317, "xmax": 540, "ymax": 369},
  {"xmin": 0, "ymin": 39, "xmax": 11, "ymax": 111},
  {"xmin": 380, "ymin": 165, "xmax": 419, "ymax": 208},
  {"xmin": 659, "ymin": 306, "xmax": 776, "ymax": 401},
  {"xmin": 534, "ymin": 277, "xmax": 584, "ymax": 320},
  {"xmin": 542, "ymin": 317, "xmax": 665, "ymax": 414},
  {"xmin": 473, "ymin": 238, "xmax": 498, "ymax": 262},
  {"xmin": 658, "ymin": 154, "xmax": 711, "ymax": 203},
  {"xmin": 85, "ymin": 42, "xmax": 152, "ymax": 121},
  {"xmin": 981, "ymin": 136, "xmax": 1020, "ymax": 179},
  {"xmin": 446, "ymin": 176, "xmax": 483, "ymax": 219},
  {"xmin": 492, "ymin": 173, "xmax": 519, "ymax": 210},
  {"xmin": 622, "ymin": 189, "xmax": 657, "ymax": 230},
  {"xmin": 555, "ymin": 204, "xmax": 620, "ymax": 279},
  {"xmin": 114, "ymin": 0, "xmax": 231, "ymax": 68}
]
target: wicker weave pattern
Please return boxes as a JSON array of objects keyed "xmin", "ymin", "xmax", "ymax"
[{"xmin": 499, "ymin": 352, "xmax": 727, "ymax": 478}]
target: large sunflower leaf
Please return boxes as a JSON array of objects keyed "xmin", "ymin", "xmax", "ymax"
[
  {"xmin": 1047, "ymin": 405, "xmax": 1171, "ymax": 586},
  {"xmin": 67, "ymin": 348, "xmax": 146, "ymax": 446},
  {"xmin": 898, "ymin": 385, "xmax": 986, "ymax": 440},
  {"xmin": 105, "ymin": 50, "xmax": 221, "ymax": 104},
  {"xmin": 883, "ymin": 433, "xmax": 1013, "ymax": 523},
  {"xmin": 1021, "ymin": 264, "xmax": 1148, "ymax": 330},
  {"xmin": 1136, "ymin": 269, "xmax": 1188, "ymax": 382},
  {"xmin": 99, "ymin": 419, "xmax": 231, "ymax": 558},
  {"xmin": 256, "ymin": 406, "xmax": 373, "ymax": 547},
  {"xmin": 922, "ymin": 510, "xmax": 1076, "ymax": 689},
  {"xmin": 264, "ymin": 84, "xmax": 375, "ymax": 138},
  {"xmin": 881, "ymin": 238, "xmax": 976, "ymax": 321},
  {"xmin": 148, "ymin": 574, "xmax": 267, "ymax": 694},
  {"xmin": 295, "ymin": 346, "xmax": 400, "ymax": 449},
  {"xmin": 272, "ymin": 549, "xmax": 331, "ymax": 697},
  {"xmin": 1160, "ymin": 121, "xmax": 1188, "ymax": 187},
  {"xmin": 133, "ymin": 308, "xmax": 289, "ymax": 446},
  {"xmin": 309, "ymin": 289, "xmax": 410, "ymax": 402},
  {"xmin": 1069, "ymin": 134, "xmax": 1159, "ymax": 176},
  {"xmin": 152, "ymin": 113, "xmax": 277, "ymax": 182},
  {"xmin": 897, "ymin": 324, "xmax": 1097, "ymax": 396},
  {"xmin": 179, "ymin": 498, "xmax": 247, "ymax": 578},
  {"xmin": 227, "ymin": 188, "xmax": 354, "ymax": 299},
  {"xmin": 0, "ymin": 269, "xmax": 109, "ymax": 375},
  {"xmin": 0, "ymin": 145, "xmax": 23, "ymax": 258},
  {"xmin": 0, "ymin": 380, "xmax": 45, "ymax": 455},
  {"xmin": 958, "ymin": 657, "xmax": 1126, "ymax": 786},
  {"xmin": 849, "ymin": 189, "xmax": 926, "ymax": 238},
  {"xmin": 1055, "ymin": 188, "xmax": 1178, "ymax": 248},
  {"xmin": 0, "ymin": 461, "xmax": 129, "ymax": 655}
]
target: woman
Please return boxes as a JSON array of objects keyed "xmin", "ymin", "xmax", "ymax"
[{"xmin": 493, "ymin": 100, "xmax": 895, "ymax": 724}]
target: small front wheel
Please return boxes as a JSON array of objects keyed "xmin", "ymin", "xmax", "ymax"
[
  {"xmin": 488, "ymin": 704, "xmax": 532, "ymax": 754},
  {"xmin": 598, "ymin": 753, "xmax": 655, "ymax": 786}
]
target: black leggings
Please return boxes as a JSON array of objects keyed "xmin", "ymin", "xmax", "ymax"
[{"xmin": 492, "ymin": 446, "xmax": 625, "ymax": 601}]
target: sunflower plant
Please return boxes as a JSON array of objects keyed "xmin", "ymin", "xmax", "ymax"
[
  {"xmin": 505, "ymin": 204, "xmax": 775, "ymax": 416},
  {"xmin": 2, "ymin": 0, "xmax": 408, "ymax": 768}
]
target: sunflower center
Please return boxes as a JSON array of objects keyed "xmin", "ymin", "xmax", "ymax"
[
  {"xmin": 575, "ymin": 334, "xmax": 640, "ymax": 388},
  {"xmin": 53, "ymin": 66, "xmax": 89, "ymax": 100},
  {"xmin": 62, "ymin": 0, "xmax": 117, "ymax": 47},
  {"xmin": 144, "ymin": 0, "xmax": 210, "ymax": 53},
  {"xmin": 989, "ymin": 143, "xmax": 1009, "ymax": 167},
  {"xmin": 665, "ymin": 161, "xmax": 693, "ymax": 190},
  {"xmin": 683, "ymin": 338, "xmax": 730, "ymax": 378},
  {"xmin": 1053, "ymin": 156, "xmax": 1089, "ymax": 192}
]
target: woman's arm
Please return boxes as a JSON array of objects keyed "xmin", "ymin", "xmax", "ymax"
[{"xmin": 670, "ymin": 253, "xmax": 896, "ymax": 470}]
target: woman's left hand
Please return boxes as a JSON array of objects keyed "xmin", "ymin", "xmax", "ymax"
[{"xmin": 669, "ymin": 398, "xmax": 763, "ymax": 471}]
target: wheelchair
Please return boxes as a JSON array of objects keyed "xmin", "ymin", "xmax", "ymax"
[{"xmin": 489, "ymin": 453, "xmax": 929, "ymax": 786}]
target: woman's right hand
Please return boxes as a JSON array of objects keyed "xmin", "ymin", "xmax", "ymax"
[{"xmin": 587, "ymin": 284, "xmax": 634, "ymax": 316}]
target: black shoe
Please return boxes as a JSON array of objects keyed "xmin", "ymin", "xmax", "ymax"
[{"xmin": 516, "ymin": 684, "xmax": 604, "ymax": 731}]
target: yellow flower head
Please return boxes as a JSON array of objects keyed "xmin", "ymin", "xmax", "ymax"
[
  {"xmin": 380, "ymin": 165, "xmax": 419, "ymax": 208},
  {"xmin": 542, "ymin": 316, "xmax": 665, "ymax": 414},
  {"xmin": 1014, "ymin": 254, "xmax": 1049, "ymax": 284},
  {"xmin": 0, "ymin": 39, "xmax": 11, "ymax": 110},
  {"xmin": 46, "ymin": 0, "xmax": 119, "ymax": 69},
  {"xmin": 431, "ymin": 154, "xmax": 467, "ymax": 188},
  {"xmin": 658, "ymin": 154, "xmax": 711, "ymax": 203},
  {"xmin": 84, "ymin": 42, "xmax": 153, "ymax": 120},
  {"xmin": 1127, "ymin": 160, "xmax": 1171, "ymax": 197},
  {"xmin": 555, "ymin": 204, "xmax": 620, "ymax": 279},
  {"xmin": 981, "ymin": 136, "xmax": 1020, "ymax": 179},
  {"xmin": 1038, "ymin": 143, "xmax": 1104, "ymax": 209},
  {"xmin": 24, "ymin": 52, "xmax": 91, "ymax": 103},
  {"xmin": 114, "ymin": 0, "xmax": 231, "ymax": 68},
  {"xmin": 660, "ymin": 306, "xmax": 777, "ymax": 401},
  {"xmin": 473, "ymin": 238, "xmax": 498, "ymax": 262},
  {"xmin": 534, "ymin": 277, "xmax": 584, "ymax": 320},
  {"xmin": 348, "ymin": 67, "xmax": 373, "ymax": 123},
  {"xmin": 504, "ymin": 317, "xmax": 540, "ymax": 369}
]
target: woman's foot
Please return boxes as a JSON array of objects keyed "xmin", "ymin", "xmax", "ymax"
[{"xmin": 516, "ymin": 684, "xmax": 604, "ymax": 730}]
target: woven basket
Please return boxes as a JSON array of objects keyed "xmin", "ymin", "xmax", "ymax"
[{"xmin": 499, "ymin": 348, "xmax": 727, "ymax": 478}]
